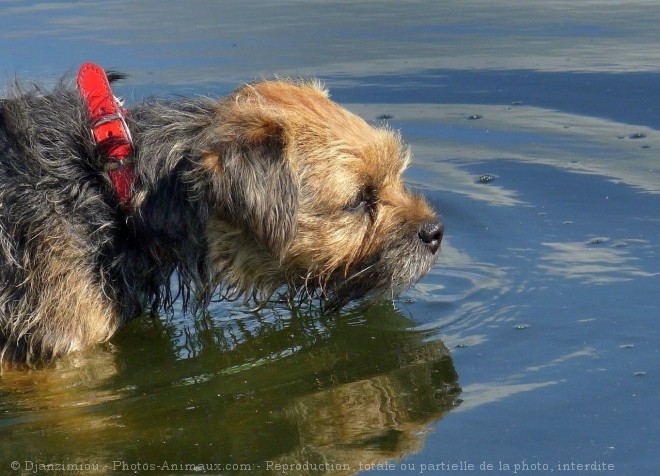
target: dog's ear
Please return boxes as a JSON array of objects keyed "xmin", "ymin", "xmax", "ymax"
[{"xmin": 205, "ymin": 109, "xmax": 298, "ymax": 259}]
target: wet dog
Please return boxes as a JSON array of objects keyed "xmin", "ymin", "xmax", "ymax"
[{"xmin": 0, "ymin": 71, "xmax": 443, "ymax": 365}]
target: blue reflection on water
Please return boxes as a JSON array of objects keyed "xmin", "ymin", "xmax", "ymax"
[{"xmin": 330, "ymin": 70, "xmax": 660, "ymax": 129}]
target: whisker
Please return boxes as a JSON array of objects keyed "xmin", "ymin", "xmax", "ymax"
[{"xmin": 336, "ymin": 262, "xmax": 378, "ymax": 289}]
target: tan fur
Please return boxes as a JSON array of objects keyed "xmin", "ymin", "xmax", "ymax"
[
  {"xmin": 205, "ymin": 80, "xmax": 439, "ymax": 301},
  {"xmin": 2, "ymin": 221, "xmax": 121, "ymax": 364}
]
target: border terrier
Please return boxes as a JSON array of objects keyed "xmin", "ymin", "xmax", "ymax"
[{"xmin": 0, "ymin": 66, "xmax": 443, "ymax": 366}]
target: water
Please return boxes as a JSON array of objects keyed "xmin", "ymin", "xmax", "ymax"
[{"xmin": 1, "ymin": 1, "xmax": 658, "ymax": 475}]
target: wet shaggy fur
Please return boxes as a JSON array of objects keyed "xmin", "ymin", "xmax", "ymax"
[{"xmin": 0, "ymin": 75, "xmax": 442, "ymax": 366}]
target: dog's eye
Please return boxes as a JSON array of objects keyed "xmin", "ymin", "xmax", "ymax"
[
  {"xmin": 344, "ymin": 188, "xmax": 377, "ymax": 219},
  {"xmin": 345, "ymin": 200, "xmax": 369, "ymax": 212}
]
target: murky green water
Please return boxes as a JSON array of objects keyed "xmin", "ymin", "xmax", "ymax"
[
  {"xmin": 1, "ymin": 2, "xmax": 658, "ymax": 475},
  {"xmin": 1, "ymin": 304, "xmax": 461, "ymax": 473}
]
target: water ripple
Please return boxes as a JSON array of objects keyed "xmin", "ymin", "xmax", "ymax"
[{"xmin": 400, "ymin": 261, "xmax": 511, "ymax": 346}]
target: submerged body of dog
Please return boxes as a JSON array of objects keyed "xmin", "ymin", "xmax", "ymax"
[{"xmin": 0, "ymin": 75, "xmax": 443, "ymax": 365}]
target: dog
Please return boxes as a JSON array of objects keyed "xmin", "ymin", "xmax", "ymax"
[{"xmin": 0, "ymin": 66, "xmax": 443, "ymax": 366}]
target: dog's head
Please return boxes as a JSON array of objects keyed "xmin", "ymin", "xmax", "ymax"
[{"xmin": 201, "ymin": 79, "xmax": 442, "ymax": 310}]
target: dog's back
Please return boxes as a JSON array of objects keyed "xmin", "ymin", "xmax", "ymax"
[{"xmin": 0, "ymin": 85, "xmax": 126, "ymax": 364}]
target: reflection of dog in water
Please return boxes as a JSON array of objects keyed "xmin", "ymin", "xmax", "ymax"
[
  {"xmin": 0, "ymin": 68, "xmax": 443, "ymax": 365},
  {"xmin": 0, "ymin": 306, "xmax": 461, "ymax": 469}
]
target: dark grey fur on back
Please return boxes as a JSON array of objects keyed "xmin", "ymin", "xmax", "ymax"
[{"xmin": 0, "ymin": 78, "xmax": 219, "ymax": 363}]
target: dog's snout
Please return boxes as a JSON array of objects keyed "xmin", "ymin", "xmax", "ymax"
[{"xmin": 418, "ymin": 220, "xmax": 443, "ymax": 254}]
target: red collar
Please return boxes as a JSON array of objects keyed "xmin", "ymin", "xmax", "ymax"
[{"xmin": 77, "ymin": 62, "xmax": 135, "ymax": 207}]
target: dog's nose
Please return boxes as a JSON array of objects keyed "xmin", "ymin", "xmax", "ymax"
[{"xmin": 418, "ymin": 220, "xmax": 444, "ymax": 254}]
